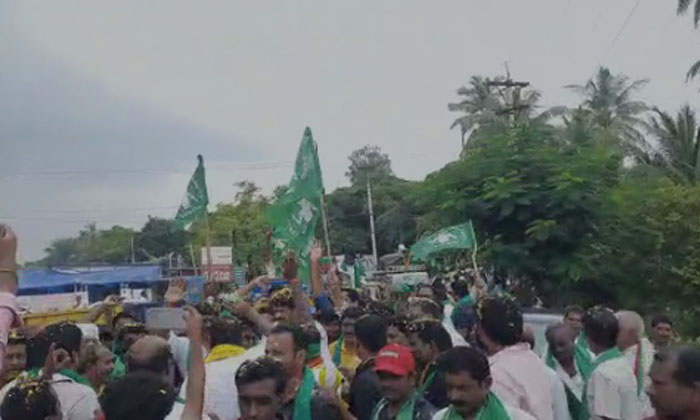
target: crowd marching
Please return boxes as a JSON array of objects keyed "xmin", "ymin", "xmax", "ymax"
[{"xmin": 0, "ymin": 223, "xmax": 696, "ymax": 420}]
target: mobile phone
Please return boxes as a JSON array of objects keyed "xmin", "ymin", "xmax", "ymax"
[{"xmin": 145, "ymin": 307, "xmax": 187, "ymax": 332}]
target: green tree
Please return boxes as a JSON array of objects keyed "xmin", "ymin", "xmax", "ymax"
[
  {"xmin": 136, "ymin": 217, "xmax": 188, "ymax": 261},
  {"xmin": 346, "ymin": 145, "xmax": 393, "ymax": 185},
  {"xmin": 566, "ymin": 67, "xmax": 649, "ymax": 155},
  {"xmin": 417, "ymin": 123, "xmax": 620, "ymax": 303},
  {"xmin": 584, "ymin": 176, "xmax": 700, "ymax": 337},
  {"xmin": 678, "ymin": 0, "xmax": 700, "ymax": 80},
  {"xmin": 448, "ymin": 75, "xmax": 565, "ymax": 151},
  {"xmin": 193, "ymin": 181, "xmax": 269, "ymax": 275},
  {"xmin": 647, "ymin": 105, "xmax": 700, "ymax": 184}
]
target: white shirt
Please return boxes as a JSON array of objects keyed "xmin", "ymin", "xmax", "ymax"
[
  {"xmin": 489, "ymin": 343, "xmax": 554, "ymax": 420},
  {"xmin": 179, "ymin": 352, "xmax": 250, "ymax": 420},
  {"xmin": 621, "ymin": 341, "xmax": 655, "ymax": 418},
  {"xmin": 546, "ymin": 366, "xmax": 573, "ymax": 420},
  {"xmin": 587, "ymin": 356, "xmax": 642, "ymax": 420},
  {"xmin": 442, "ymin": 303, "xmax": 469, "ymax": 347},
  {"xmin": 165, "ymin": 400, "xmax": 212, "ymax": 420},
  {"xmin": 0, "ymin": 373, "xmax": 101, "ymax": 420},
  {"xmin": 168, "ymin": 332, "xmax": 209, "ymax": 379},
  {"xmin": 432, "ymin": 404, "xmax": 536, "ymax": 420},
  {"xmin": 554, "ymin": 359, "xmax": 584, "ymax": 401}
]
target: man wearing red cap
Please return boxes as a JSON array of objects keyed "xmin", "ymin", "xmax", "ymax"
[{"xmin": 370, "ymin": 344, "xmax": 436, "ymax": 420}]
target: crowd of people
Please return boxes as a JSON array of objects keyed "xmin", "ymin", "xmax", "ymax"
[{"xmin": 0, "ymin": 224, "xmax": 697, "ymax": 420}]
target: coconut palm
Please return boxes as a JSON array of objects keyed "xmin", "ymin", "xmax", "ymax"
[
  {"xmin": 566, "ymin": 67, "xmax": 649, "ymax": 154},
  {"xmin": 647, "ymin": 105, "xmax": 700, "ymax": 184},
  {"xmin": 678, "ymin": 0, "xmax": 700, "ymax": 80},
  {"xmin": 449, "ymin": 75, "xmax": 565, "ymax": 151}
]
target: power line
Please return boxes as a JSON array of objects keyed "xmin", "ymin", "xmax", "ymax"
[{"xmin": 605, "ymin": 0, "xmax": 643, "ymax": 56}]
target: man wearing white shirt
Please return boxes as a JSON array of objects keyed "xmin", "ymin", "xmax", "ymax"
[
  {"xmin": 0, "ymin": 323, "xmax": 101, "ymax": 420},
  {"xmin": 584, "ymin": 307, "xmax": 642, "ymax": 420},
  {"xmin": 616, "ymin": 311, "xmax": 655, "ymax": 418},
  {"xmin": 477, "ymin": 295, "xmax": 554, "ymax": 420},
  {"xmin": 545, "ymin": 323, "xmax": 588, "ymax": 420}
]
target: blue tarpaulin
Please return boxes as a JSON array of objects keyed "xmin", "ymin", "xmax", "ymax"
[{"xmin": 19, "ymin": 265, "xmax": 162, "ymax": 293}]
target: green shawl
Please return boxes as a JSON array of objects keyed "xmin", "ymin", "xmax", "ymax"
[
  {"xmin": 442, "ymin": 392, "xmax": 510, "ymax": 420},
  {"xmin": 579, "ymin": 347, "xmax": 623, "ymax": 420},
  {"xmin": 332, "ymin": 336, "xmax": 343, "ymax": 366},
  {"xmin": 292, "ymin": 367, "xmax": 315, "ymax": 420},
  {"xmin": 370, "ymin": 392, "xmax": 417, "ymax": 420}
]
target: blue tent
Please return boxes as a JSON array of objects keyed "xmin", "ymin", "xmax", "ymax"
[{"xmin": 19, "ymin": 265, "xmax": 162, "ymax": 294}]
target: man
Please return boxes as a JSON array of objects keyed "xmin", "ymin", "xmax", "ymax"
[
  {"xmin": 269, "ymin": 288, "xmax": 296, "ymax": 324},
  {"xmin": 387, "ymin": 315, "xmax": 411, "ymax": 347},
  {"xmin": 617, "ymin": 310, "xmax": 655, "ymax": 417},
  {"xmin": 564, "ymin": 305, "xmax": 592, "ymax": 356},
  {"xmin": 318, "ymin": 309, "xmax": 341, "ymax": 344},
  {"xmin": 235, "ymin": 357, "xmax": 287, "ymax": 420},
  {"xmin": 101, "ymin": 372, "xmax": 177, "ymax": 420},
  {"xmin": 476, "ymin": 295, "xmax": 554, "ymax": 420},
  {"xmin": 650, "ymin": 314, "xmax": 674, "ymax": 350},
  {"xmin": 1, "ymin": 376, "xmax": 62, "ymax": 420},
  {"xmin": 0, "ymin": 331, "xmax": 26, "ymax": 389},
  {"xmin": 407, "ymin": 298, "xmax": 443, "ymax": 322},
  {"xmin": 584, "ymin": 307, "xmax": 641, "ymax": 420},
  {"xmin": 78, "ymin": 341, "xmax": 114, "ymax": 394},
  {"xmin": 432, "ymin": 346, "xmax": 535, "ymax": 420},
  {"xmin": 178, "ymin": 316, "xmax": 248, "ymax": 420},
  {"xmin": 0, "ymin": 322, "xmax": 102, "ymax": 420},
  {"xmin": 301, "ymin": 323, "xmax": 343, "ymax": 393},
  {"xmin": 545, "ymin": 323, "xmax": 592, "ymax": 420},
  {"xmin": 330, "ymin": 306, "xmax": 365, "ymax": 372},
  {"xmin": 371, "ymin": 344, "xmax": 435, "ymax": 420},
  {"xmin": 265, "ymin": 324, "xmax": 341, "ymax": 419},
  {"xmin": 348, "ymin": 314, "xmax": 388, "ymax": 420},
  {"xmin": 111, "ymin": 322, "xmax": 147, "ymax": 379},
  {"xmin": 647, "ymin": 345, "xmax": 700, "ymax": 420},
  {"xmin": 408, "ymin": 320, "xmax": 452, "ymax": 410}
]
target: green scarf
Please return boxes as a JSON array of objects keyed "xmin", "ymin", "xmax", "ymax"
[
  {"xmin": 418, "ymin": 364, "xmax": 436, "ymax": 396},
  {"xmin": 306, "ymin": 343, "xmax": 321, "ymax": 361},
  {"xmin": 579, "ymin": 347, "xmax": 623, "ymax": 420},
  {"xmin": 110, "ymin": 355, "xmax": 126, "ymax": 379},
  {"xmin": 332, "ymin": 336, "xmax": 344, "ymax": 366},
  {"xmin": 27, "ymin": 368, "xmax": 92, "ymax": 388},
  {"xmin": 292, "ymin": 367, "xmax": 315, "ymax": 420},
  {"xmin": 575, "ymin": 332, "xmax": 591, "ymax": 355},
  {"xmin": 442, "ymin": 392, "xmax": 510, "ymax": 420},
  {"xmin": 371, "ymin": 392, "xmax": 417, "ymax": 420}
]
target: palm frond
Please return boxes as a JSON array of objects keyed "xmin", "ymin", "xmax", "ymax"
[
  {"xmin": 686, "ymin": 59, "xmax": 700, "ymax": 81},
  {"xmin": 679, "ymin": 0, "xmax": 692, "ymax": 14}
]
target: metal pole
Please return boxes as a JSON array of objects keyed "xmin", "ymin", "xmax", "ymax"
[{"xmin": 367, "ymin": 175, "xmax": 379, "ymax": 266}]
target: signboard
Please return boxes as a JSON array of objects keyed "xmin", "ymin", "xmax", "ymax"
[
  {"xmin": 17, "ymin": 291, "xmax": 89, "ymax": 314},
  {"xmin": 388, "ymin": 272, "xmax": 430, "ymax": 290},
  {"xmin": 120, "ymin": 287, "xmax": 153, "ymax": 303},
  {"xmin": 201, "ymin": 246, "xmax": 233, "ymax": 282},
  {"xmin": 201, "ymin": 247, "xmax": 233, "ymax": 265}
]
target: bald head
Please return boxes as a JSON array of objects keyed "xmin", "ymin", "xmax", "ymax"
[
  {"xmin": 616, "ymin": 310, "xmax": 645, "ymax": 351},
  {"xmin": 126, "ymin": 335, "xmax": 171, "ymax": 376}
]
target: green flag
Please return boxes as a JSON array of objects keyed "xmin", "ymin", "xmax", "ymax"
[
  {"xmin": 266, "ymin": 127, "xmax": 324, "ymax": 282},
  {"xmin": 173, "ymin": 155, "xmax": 209, "ymax": 230},
  {"xmin": 410, "ymin": 221, "xmax": 476, "ymax": 261}
]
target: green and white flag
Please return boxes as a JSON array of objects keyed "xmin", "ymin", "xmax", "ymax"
[
  {"xmin": 173, "ymin": 154, "xmax": 209, "ymax": 230},
  {"xmin": 265, "ymin": 127, "xmax": 324, "ymax": 282},
  {"xmin": 411, "ymin": 221, "xmax": 476, "ymax": 261}
]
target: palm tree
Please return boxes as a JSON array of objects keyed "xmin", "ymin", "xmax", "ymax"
[
  {"xmin": 449, "ymin": 75, "xmax": 565, "ymax": 151},
  {"xmin": 566, "ymin": 67, "xmax": 649, "ymax": 154},
  {"xmin": 647, "ymin": 105, "xmax": 700, "ymax": 184},
  {"xmin": 678, "ymin": 0, "xmax": 700, "ymax": 80}
]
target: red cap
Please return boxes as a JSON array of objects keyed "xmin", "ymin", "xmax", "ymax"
[{"xmin": 374, "ymin": 344, "xmax": 416, "ymax": 376}]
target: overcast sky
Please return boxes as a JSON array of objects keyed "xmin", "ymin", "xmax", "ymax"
[{"xmin": 1, "ymin": 0, "xmax": 698, "ymax": 261}]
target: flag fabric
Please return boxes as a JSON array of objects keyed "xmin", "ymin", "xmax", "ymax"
[
  {"xmin": 265, "ymin": 127, "xmax": 324, "ymax": 282},
  {"xmin": 173, "ymin": 155, "xmax": 209, "ymax": 230},
  {"xmin": 410, "ymin": 221, "xmax": 476, "ymax": 261}
]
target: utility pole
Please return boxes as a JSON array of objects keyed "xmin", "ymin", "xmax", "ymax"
[
  {"xmin": 485, "ymin": 75, "xmax": 531, "ymax": 121},
  {"xmin": 366, "ymin": 174, "xmax": 379, "ymax": 267}
]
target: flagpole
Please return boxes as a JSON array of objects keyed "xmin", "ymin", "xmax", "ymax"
[
  {"xmin": 320, "ymin": 192, "xmax": 332, "ymax": 257},
  {"xmin": 367, "ymin": 175, "xmax": 379, "ymax": 267},
  {"xmin": 189, "ymin": 243, "xmax": 198, "ymax": 276},
  {"xmin": 203, "ymin": 213, "xmax": 213, "ymax": 282}
]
